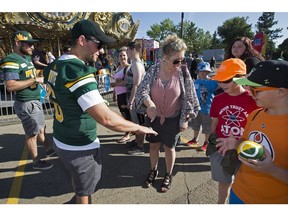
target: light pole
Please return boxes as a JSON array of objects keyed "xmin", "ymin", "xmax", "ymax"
[{"xmin": 180, "ymin": 12, "xmax": 184, "ymax": 38}]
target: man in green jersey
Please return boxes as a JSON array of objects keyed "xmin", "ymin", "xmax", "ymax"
[
  {"xmin": 43, "ymin": 19, "xmax": 157, "ymax": 204},
  {"xmin": 1, "ymin": 31, "xmax": 54, "ymax": 170}
]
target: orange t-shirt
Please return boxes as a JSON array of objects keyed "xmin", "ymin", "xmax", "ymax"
[{"xmin": 232, "ymin": 109, "xmax": 288, "ymax": 204}]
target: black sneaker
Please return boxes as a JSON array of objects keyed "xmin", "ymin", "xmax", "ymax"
[
  {"xmin": 126, "ymin": 140, "xmax": 137, "ymax": 148},
  {"xmin": 63, "ymin": 195, "xmax": 76, "ymax": 204},
  {"xmin": 46, "ymin": 148, "xmax": 56, "ymax": 157},
  {"xmin": 128, "ymin": 146, "xmax": 145, "ymax": 155},
  {"xmin": 33, "ymin": 160, "xmax": 53, "ymax": 170}
]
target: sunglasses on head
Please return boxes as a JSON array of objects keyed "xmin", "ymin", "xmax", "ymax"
[
  {"xmin": 172, "ymin": 59, "xmax": 185, "ymax": 65},
  {"xmin": 85, "ymin": 36, "xmax": 103, "ymax": 49},
  {"xmin": 248, "ymin": 86, "xmax": 278, "ymax": 97}
]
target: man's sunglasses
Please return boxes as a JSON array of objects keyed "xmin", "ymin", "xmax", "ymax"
[
  {"xmin": 248, "ymin": 86, "xmax": 278, "ymax": 97},
  {"xmin": 86, "ymin": 36, "xmax": 103, "ymax": 49},
  {"xmin": 172, "ymin": 59, "xmax": 185, "ymax": 65},
  {"xmin": 20, "ymin": 42, "xmax": 35, "ymax": 47}
]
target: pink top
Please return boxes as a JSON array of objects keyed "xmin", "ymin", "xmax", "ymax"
[
  {"xmin": 151, "ymin": 71, "xmax": 181, "ymax": 125},
  {"xmin": 113, "ymin": 67, "xmax": 127, "ymax": 95}
]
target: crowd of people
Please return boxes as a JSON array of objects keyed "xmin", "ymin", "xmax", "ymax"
[{"xmin": 0, "ymin": 19, "xmax": 287, "ymax": 204}]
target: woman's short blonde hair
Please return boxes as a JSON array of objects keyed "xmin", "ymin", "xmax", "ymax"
[
  {"xmin": 161, "ymin": 34, "xmax": 187, "ymax": 57},
  {"xmin": 118, "ymin": 46, "xmax": 127, "ymax": 52}
]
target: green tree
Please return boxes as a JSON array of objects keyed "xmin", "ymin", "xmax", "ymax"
[
  {"xmin": 192, "ymin": 29, "xmax": 212, "ymax": 53},
  {"xmin": 275, "ymin": 38, "xmax": 288, "ymax": 60},
  {"xmin": 210, "ymin": 31, "xmax": 223, "ymax": 49},
  {"xmin": 180, "ymin": 21, "xmax": 198, "ymax": 53},
  {"xmin": 217, "ymin": 17, "xmax": 254, "ymax": 49},
  {"xmin": 146, "ymin": 18, "xmax": 177, "ymax": 41},
  {"xmin": 256, "ymin": 12, "xmax": 283, "ymax": 57},
  {"xmin": 179, "ymin": 21, "xmax": 212, "ymax": 53},
  {"xmin": 147, "ymin": 19, "xmax": 212, "ymax": 54}
]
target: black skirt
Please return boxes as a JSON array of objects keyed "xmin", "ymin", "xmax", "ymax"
[{"xmin": 145, "ymin": 115, "xmax": 180, "ymax": 148}]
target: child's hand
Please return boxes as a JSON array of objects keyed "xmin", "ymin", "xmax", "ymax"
[
  {"xmin": 179, "ymin": 121, "xmax": 188, "ymax": 132},
  {"xmin": 238, "ymin": 147, "xmax": 273, "ymax": 174},
  {"xmin": 216, "ymin": 132, "xmax": 237, "ymax": 156}
]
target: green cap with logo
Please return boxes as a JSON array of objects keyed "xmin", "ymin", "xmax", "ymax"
[
  {"xmin": 12, "ymin": 31, "xmax": 38, "ymax": 43},
  {"xmin": 71, "ymin": 19, "xmax": 115, "ymax": 45},
  {"xmin": 234, "ymin": 60, "xmax": 288, "ymax": 88}
]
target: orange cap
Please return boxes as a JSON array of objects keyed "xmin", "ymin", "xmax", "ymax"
[{"xmin": 212, "ymin": 58, "xmax": 246, "ymax": 81}]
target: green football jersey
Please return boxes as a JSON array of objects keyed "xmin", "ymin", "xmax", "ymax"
[
  {"xmin": 1, "ymin": 53, "xmax": 40, "ymax": 101},
  {"xmin": 43, "ymin": 56, "xmax": 101, "ymax": 146}
]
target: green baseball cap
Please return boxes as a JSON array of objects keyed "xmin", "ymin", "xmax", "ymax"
[
  {"xmin": 71, "ymin": 19, "xmax": 115, "ymax": 45},
  {"xmin": 12, "ymin": 31, "xmax": 38, "ymax": 43},
  {"xmin": 234, "ymin": 60, "xmax": 288, "ymax": 88}
]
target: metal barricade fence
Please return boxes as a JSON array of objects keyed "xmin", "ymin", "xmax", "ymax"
[
  {"xmin": 0, "ymin": 82, "xmax": 19, "ymax": 124},
  {"xmin": 0, "ymin": 74, "xmax": 114, "ymax": 125}
]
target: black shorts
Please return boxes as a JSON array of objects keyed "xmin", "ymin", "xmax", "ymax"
[{"xmin": 116, "ymin": 93, "xmax": 131, "ymax": 121}]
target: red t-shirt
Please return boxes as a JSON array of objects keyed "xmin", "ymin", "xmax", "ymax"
[{"xmin": 210, "ymin": 91, "xmax": 258, "ymax": 139}]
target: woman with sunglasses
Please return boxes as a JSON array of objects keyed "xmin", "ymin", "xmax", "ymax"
[
  {"xmin": 208, "ymin": 58, "xmax": 259, "ymax": 204},
  {"xmin": 135, "ymin": 34, "xmax": 200, "ymax": 192},
  {"xmin": 226, "ymin": 37, "xmax": 265, "ymax": 75}
]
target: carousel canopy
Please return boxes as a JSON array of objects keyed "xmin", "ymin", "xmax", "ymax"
[{"xmin": 0, "ymin": 12, "xmax": 140, "ymax": 58}]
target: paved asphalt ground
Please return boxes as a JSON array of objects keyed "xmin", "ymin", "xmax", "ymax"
[{"xmin": 0, "ymin": 102, "xmax": 219, "ymax": 205}]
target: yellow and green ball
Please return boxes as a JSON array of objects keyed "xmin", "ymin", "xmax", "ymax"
[{"xmin": 237, "ymin": 140, "xmax": 264, "ymax": 161}]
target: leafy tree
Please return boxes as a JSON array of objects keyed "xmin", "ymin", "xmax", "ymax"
[
  {"xmin": 275, "ymin": 38, "xmax": 288, "ymax": 60},
  {"xmin": 147, "ymin": 19, "xmax": 212, "ymax": 54},
  {"xmin": 192, "ymin": 29, "xmax": 213, "ymax": 54},
  {"xmin": 210, "ymin": 31, "xmax": 223, "ymax": 49},
  {"xmin": 176, "ymin": 20, "xmax": 212, "ymax": 54},
  {"xmin": 180, "ymin": 21, "xmax": 198, "ymax": 53},
  {"xmin": 256, "ymin": 12, "xmax": 283, "ymax": 57},
  {"xmin": 217, "ymin": 17, "xmax": 254, "ymax": 49},
  {"xmin": 146, "ymin": 18, "xmax": 177, "ymax": 42}
]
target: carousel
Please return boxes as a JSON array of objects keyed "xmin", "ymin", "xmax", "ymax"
[{"xmin": 0, "ymin": 12, "xmax": 140, "ymax": 59}]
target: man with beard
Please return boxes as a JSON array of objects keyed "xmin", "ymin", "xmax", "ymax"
[
  {"xmin": 1, "ymin": 31, "xmax": 55, "ymax": 170},
  {"xmin": 43, "ymin": 20, "xmax": 157, "ymax": 204}
]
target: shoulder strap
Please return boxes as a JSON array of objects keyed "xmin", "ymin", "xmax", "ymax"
[
  {"xmin": 122, "ymin": 66, "xmax": 128, "ymax": 80},
  {"xmin": 122, "ymin": 65, "xmax": 129, "ymax": 80}
]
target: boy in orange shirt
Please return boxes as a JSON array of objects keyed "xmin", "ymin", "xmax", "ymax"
[{"xmin": 216, "ymin": 60, "xmax": 288, "ymax": 204}]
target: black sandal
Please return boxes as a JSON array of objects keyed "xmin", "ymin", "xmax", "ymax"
[
  {"xmin": 160, "ymin": 173, "xmax": 172, "ymax": 192},
  {"xmin": 145, "ymin": 169, "xmax": 158, "ymax": 187}
]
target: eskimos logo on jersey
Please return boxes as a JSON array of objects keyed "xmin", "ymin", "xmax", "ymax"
[{"xmin": 248, "ymin": 131, "xmax": 274, "ymax": 160}]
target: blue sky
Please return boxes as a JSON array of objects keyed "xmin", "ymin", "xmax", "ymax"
[
  {"xmin": 131, "ymin": 12, "xmax": 288, "ymax": 46},
  {"xmin": 4, "ymin": 1, "xmax": 287, "ymax": 47}
]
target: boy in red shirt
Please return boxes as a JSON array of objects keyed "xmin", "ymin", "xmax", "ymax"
[{"xmin": 208, "ymin": 58, "xmax": 258, "ymax": 204}]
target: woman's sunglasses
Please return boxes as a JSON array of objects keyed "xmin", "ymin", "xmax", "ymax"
[{"xmin": 172, "ymin": 59, "xmax": 185, "ymax": 65}]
